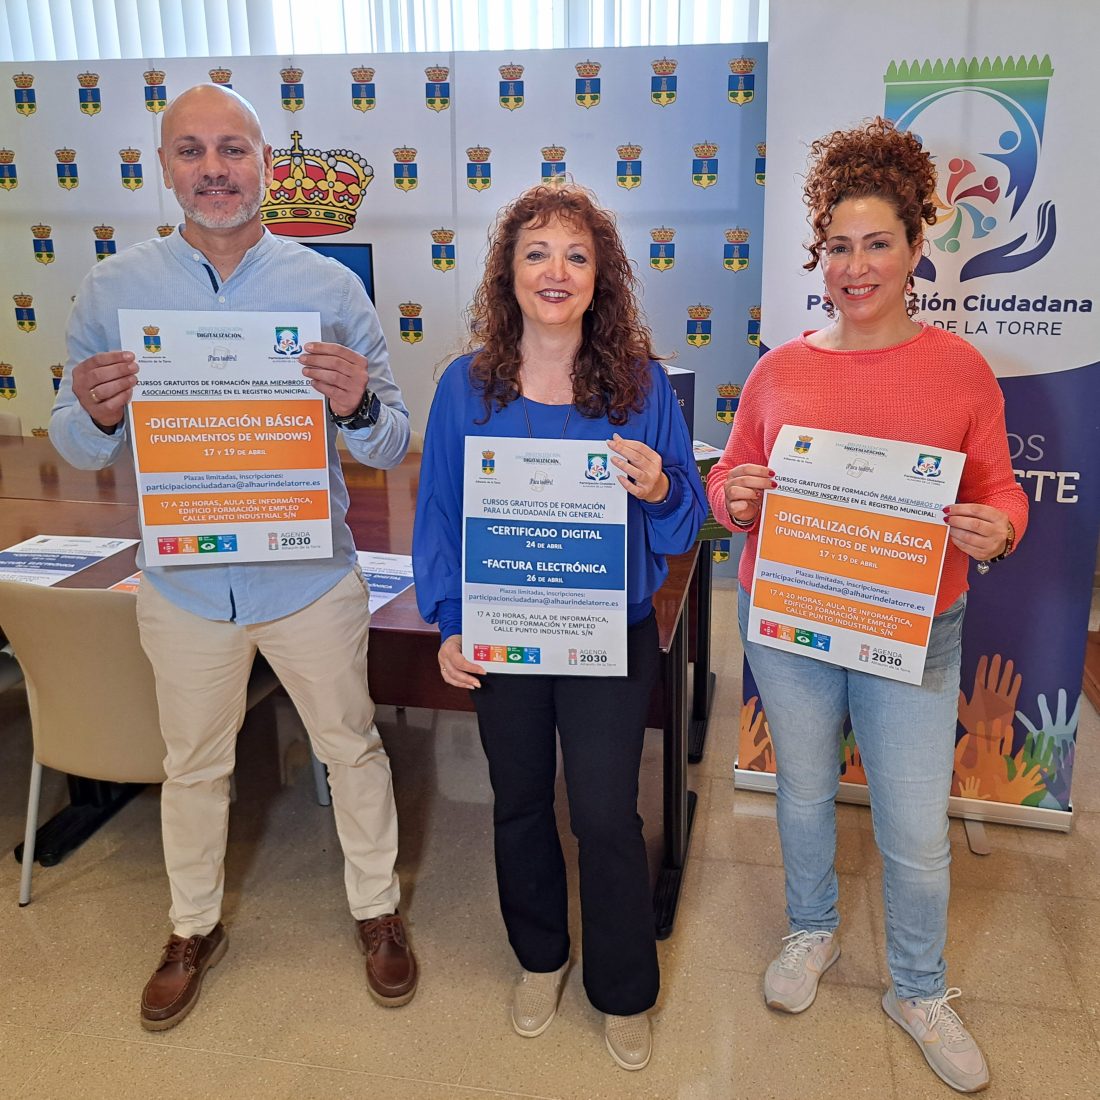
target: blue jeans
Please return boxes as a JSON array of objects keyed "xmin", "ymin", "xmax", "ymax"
[{"xmin": 738, "ymin": 587, "xmax": 965, "ymax": 999}]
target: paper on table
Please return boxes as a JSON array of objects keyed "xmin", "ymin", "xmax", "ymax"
[
  {"xmin": 355, "ymin": 551, "xmax": 415, "ymax": 614},
  {"xmin": 0, "ymin": 535, "xmax": 138, "ymax": 587}
]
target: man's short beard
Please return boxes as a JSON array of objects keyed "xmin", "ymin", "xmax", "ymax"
[{"xmin": 175, "ymin": 177, "xmax": 266, "ymax": 230}]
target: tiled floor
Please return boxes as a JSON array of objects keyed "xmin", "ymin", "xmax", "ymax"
[{"xmin": 2, "ymin": 583, "xmax": 1099, "ymax": 1099}]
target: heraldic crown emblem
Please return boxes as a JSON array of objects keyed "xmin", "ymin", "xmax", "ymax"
[{"xmin": 263, "ymin": 131, "xmax": 374, "ymax": 237}]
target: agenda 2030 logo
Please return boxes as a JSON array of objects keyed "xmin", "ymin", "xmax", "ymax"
[{"xmin": 884, "ymin": 55, "xmax": 1055, "ymax": 283}]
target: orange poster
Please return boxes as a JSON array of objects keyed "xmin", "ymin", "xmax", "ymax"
[
  {"xmin": 120, "ymin": 309, "xmax": 331, "ymax": 565},
  {"xmin": 748, "ymin": 425, "xmax": 964, "ymax": 684}
]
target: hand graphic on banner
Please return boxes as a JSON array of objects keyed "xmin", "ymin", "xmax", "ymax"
[
  {"xmin": 955, "ymin": 776, "xmax": 991, "ymax": 801},
  {"xmin": 953, "ymin": 717, "xmax": 1045, "ymax": 804},
  {"xmin": 957, "ymin": 654, "xmax": 1022, "ymax": 741},
  {"xmin": 739, "ymin": 697, "xmax": 775, "ymax": 773},
  {"xmin": 840, "ymin": 729, "xmax": 866, "ymax": 785},
  {"xmin": 1015, "ymin": 688, "xmax": 1081, "ymax": 747}
]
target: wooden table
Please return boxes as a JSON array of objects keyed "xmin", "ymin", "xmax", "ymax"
[{"xmin": 2, "ymin": 437, "xmax": 698, "ymax": 936}]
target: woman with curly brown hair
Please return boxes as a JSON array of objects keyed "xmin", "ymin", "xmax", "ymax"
[
  {"xmin": 413, "ymin": 184, "xmax": 705, "ymax": 1070},
  {"xmin": 706, "ymin": 119, "xmax": 1028, "ymax": 1094}
]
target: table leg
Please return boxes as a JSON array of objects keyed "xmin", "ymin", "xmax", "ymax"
[
  {"xmin": 13, "ymin": 777, "xmax": 144, "ymax": 867},
  {"xmin": 653, "ymin": 611, "xmax": 697, "ymax": 940},
  {"xmin": 688, "ymin": 546, "xmax": 716, "ymax": 763}
]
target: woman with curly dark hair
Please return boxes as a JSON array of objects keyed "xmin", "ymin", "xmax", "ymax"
[
  {"xmin": 413, "ymin": 184, "xmax": 705, "ymax": 1070},
  {"xmin": 707, "ymin": 119, "xmax": 1028, "ymax": 1094}
]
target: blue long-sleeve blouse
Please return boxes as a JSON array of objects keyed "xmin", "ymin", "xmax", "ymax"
[{"xmin": 413, "ymin": 354, "xmax": 707, "ymax": 642}]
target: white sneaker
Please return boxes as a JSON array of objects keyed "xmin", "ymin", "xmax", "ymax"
[
  {"xmin": 763, "ymin": 930, "xmax": 840, "ymax": 1013},
  {"xmin": 883, "ymin": 987, "xmax": 989, "ymax": 1093},
  {"xmin": 604, "ymin": 1012, "xmax": 652, "ymax": 1071},
  {"xmin": 511, "ymin": 961, "xmax": 568, "ymax": 1037}
]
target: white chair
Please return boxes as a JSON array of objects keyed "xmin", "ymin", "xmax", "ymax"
[{"xmin": 0, "ymin": 581, "xmax": 329, "ymax": 906}]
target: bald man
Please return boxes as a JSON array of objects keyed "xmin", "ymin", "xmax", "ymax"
[{"xmin": 51, "ymin": 84, "xmax": 418, "ymax": 1030}]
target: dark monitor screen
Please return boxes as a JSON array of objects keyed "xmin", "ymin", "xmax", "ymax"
[{"xmin": 304, "ymin": 242, "xmax": 375, "ymax": 304}]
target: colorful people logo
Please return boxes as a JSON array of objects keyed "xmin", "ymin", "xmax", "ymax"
[
  {"xmin": 585, "ymin": 453, "xmax": 610, "ymax": 481},
  {"xmin": 884, "ymin": 55, "xmax": 1055, "ymax": 282},
  {"xmin": 274, "ymin": 326, "xmax": 302, "ymax": 356},
  {"xmin": 912, "ymin": 452, "xmax": 943, "ymax": 478}
]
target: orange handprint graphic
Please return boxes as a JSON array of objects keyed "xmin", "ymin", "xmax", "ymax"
[
  {"xmin": 955, "ymin": 775, "xmax": 991, "ymax": 801},
  {"xmin": 739, "ymin": 696, "xmax": 775, "ymax": 773},
  {"xmin": 953, "ymin": 717, "xmax": 1045, "ymax": 804},
  {"xmin": 957, "ymin": 654, "xmax": 1021, "ymax": 742}
]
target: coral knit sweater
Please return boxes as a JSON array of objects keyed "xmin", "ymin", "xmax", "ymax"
[{"xmin": 705, "ymin": 325, "xmax": 1030, "ymax": 614}]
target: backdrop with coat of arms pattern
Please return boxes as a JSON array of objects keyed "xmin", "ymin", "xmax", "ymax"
[{"xmin": 0, "ymin": 46, "xmax": 766, "ymax": 577}]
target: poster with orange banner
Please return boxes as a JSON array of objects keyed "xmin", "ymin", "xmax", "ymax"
[
  {"xmin": 748, "ymin": 424, "xmax": 964, "ymax": 685},
  {"xmin": 119, "ymin": 309, "xmax": 330, "ymax": 567}
]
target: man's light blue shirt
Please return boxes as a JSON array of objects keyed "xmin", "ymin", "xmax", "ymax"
[{"xmin": 51, "ymin": 227, "xmax": 410, "ymax": 624}]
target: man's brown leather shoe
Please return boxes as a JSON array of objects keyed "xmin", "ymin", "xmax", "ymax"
[
  {"xmin": 140, "ymin": 923, "xmax": 228, "ymax": 1031},
  {"xmin": 356, "ymin": 912, "xmax": 418, "ymax": 1006}
]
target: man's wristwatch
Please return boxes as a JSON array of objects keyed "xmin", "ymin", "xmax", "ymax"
[{"xmin": 329, "ymin": 389, "xmax": 381, "ymax": 431}]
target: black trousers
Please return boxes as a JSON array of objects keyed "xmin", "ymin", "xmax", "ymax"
[{"xmin": 472, "ymin": 611, "xmax": 660, "ymax": 1016}]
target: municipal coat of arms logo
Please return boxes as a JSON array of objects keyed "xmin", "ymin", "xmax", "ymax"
[
  {"xmin": 143, "ymin": 70, "xmax": 167, "ymax": 113},
  {"xmin": 77, "ymin": 72, "xmax": 101, "ymax": 115},
  {"xmin": 651, "ymin": 59, "xmax": 677, "ymax": 106},
  {"xmin": 616, "ymin": 145, "xmax": 642, "ymax": 190},
  {"xmin": 351, "ymin": 66, "xmax": 375, "ymax": 111},
  {"xmin": 0, "ymin": 148, "xmax": 16, "ymax": 190},
  {"xmin": 0, "ymin": 361, "xmax": 16, "ymax": 400},
  {"xmin": 425, "ymin": 66, "xmax": 450, "ymax": 111},
  {"xmin": 692, "ymin": 142, "xmax": 718, "ymax": 189},
  {"xmin": 399, "ymin": 302, "xmax": 423, "ymax": 344},
  {"xmin": 650, "ymin": 228, "xmax": 675, "ymax": 272},
  {"xmin": 56, "ymin": 148, "xmax": 78, "ymax": 190},
  {"xmin": 143, "ymin": 325, "xmax": 162, "ymax": 354},
  {"xmin": 728, "ymin": 58, "xmax": 756, "ymax": 105},
  {"xmin": 31, "ymin": 224, "xmax": 54, "ymax": 264},
  {"xmin": 724, "ymin": 228, "xmax": 750, "ymax": 272},
  {"xmin": 499, "ymin": 64, "xmax": 524, "ymax": 110},
  {"xmin": 467, "ymin": 146, "xmax": 491, "ymax": 191},
  {"xmin": 686, "ymin": 305, "xmax": 712, "ymax": 348},
  {"xmin": 431, "ymin": 229, "xmax": 456, "ymax": 272},
  {"xmin": 209, "ymin": 67, "xmax": 233, "ymax": 89},
  {"xmin": 541, "ymin": 145, "xmax": 566, "ymax": 185},
  {"xmin": 715, "ymin": 384, "xmax": 741, "ymax": 424},
  {"xmin": 14, "ymin": 293, "xmax": 36, "ymax": 333},
  {"xmin": 482, "ymin": 450, "xmax": 496, "ymax": 475},
  {"xmin": 393, "ymin": 146, "xmax": 418, "ymax": 192},
  {"xmin": 280, "ymin": 68, "xmax": 304, "ymax": 112},
  {"xmin": 94, "ymin": 224, "xmax": 116, "ymax": 261},
  {"xmin": 575, "ymin": 60, "xmax": 601, "ymax": 108},
  {"xmin": 794, "ymin": 435, "xmax": 813, "ymax": 455},
  {"xmin": 119, "ymin": 147, "xmax": 143, "ymax": 191},
  {"xmin": 13, "ymin": 73, "xmax": 35, "ymax": 116},
  {"xmin": 754, "ymin": 143, "xmax": 766, "ymax": 186},
  {"xmin": 747, "ymin": 306, "xmax": 761, "ymax": 347}
]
